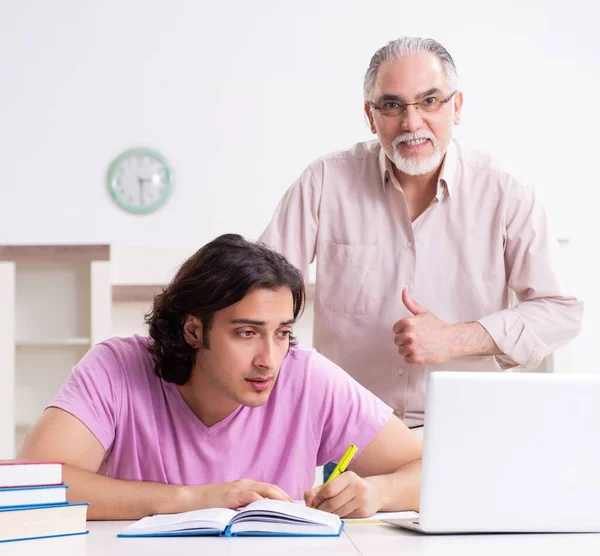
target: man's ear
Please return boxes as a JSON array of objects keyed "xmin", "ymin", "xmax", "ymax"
[
  {"xmin": 183, "ymin": 315, "xmax": 203, "ymax": 348},
  {"xmin": 453, "ymin": 90, "xmax": 463, "ymax": 125},
  {"xmin": 364, "ymin": 101, "xmax": 377, "ymax": 134}
]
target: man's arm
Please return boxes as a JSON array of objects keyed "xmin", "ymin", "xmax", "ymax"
[
  {"xmin": 258, "ymin": 164, "xmax": 321, "ymax": 280},
  {"xmin": 477, "ymin": 181, "xmax": 583, "ymax": 369},
  {"xmin": 304, "ymin": 416, "xmax": 422, "ymax": 516},
  {"xmin": 393, "ymin": 180, "xmax": 583, "ymax": 369},
  {"xmin": 19, "ymin": 408, "xmax": 292, "ymax": 520}
]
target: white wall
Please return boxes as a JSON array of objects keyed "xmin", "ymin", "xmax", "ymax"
[{"xmin": 1, "ymin": 0, "xmax": 599, "ymax": 371}]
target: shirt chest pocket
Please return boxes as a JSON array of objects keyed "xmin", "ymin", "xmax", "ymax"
[{"xmin": 316, "ymin": 241, "xmax": 379, "ymax": 315}]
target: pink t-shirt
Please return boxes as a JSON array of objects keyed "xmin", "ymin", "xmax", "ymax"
[{"xmin": 50, "ymin": 336, "xmax": 392, "ymax": 498}]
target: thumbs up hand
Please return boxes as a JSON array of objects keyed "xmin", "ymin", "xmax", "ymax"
[{"xmin": 392, "ymin": 288, "xmax": 460, "ymax": 365}]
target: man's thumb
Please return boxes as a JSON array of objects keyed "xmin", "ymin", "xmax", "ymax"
[{"xmin": 402, "ymin": 288, "xmax": 427, "ymax": 315}]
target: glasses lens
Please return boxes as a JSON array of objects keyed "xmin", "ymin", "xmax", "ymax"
[
  {"xmin": 419, "ymin": 97, "xmax": 441, "ymax": 112},
  {"xmin": 381, "ymin": 106, "xmax": 401, "ymax": 116}
]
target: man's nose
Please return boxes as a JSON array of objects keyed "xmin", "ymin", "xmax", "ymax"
[
  {"xmin": 401, "ymin": 104, "xmax": 424, "ymax": 132},
  {"xmin": 254, "ymin": 340, "xmax": 275, "ymax": 370}
]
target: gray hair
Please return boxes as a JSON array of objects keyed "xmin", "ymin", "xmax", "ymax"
[{"xmin": 363, "ymin": 37, "xmax": 458, "ymax": 100}]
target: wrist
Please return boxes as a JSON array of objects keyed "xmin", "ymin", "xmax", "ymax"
[
  {"xmin": 365, "ymin": 475, "xmax": 391, "ymax": 511},
  {"xmin": 164, "ymin": 484, "xmax": 200, "ymax": 514}
]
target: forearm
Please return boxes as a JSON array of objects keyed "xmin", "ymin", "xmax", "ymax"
[
  {"xmin": 364, "ymin": 459, "xmax": 421, "ymax": 512},
  {"xmin": 63, "ymin": 464, "xmax": 188, "ymax": 520},
  {"xmin": 451, "ymin": 322, "xmax": 502, "ymax": 358}
]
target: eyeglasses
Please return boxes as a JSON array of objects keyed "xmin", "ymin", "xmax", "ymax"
[{"xmin": 369, "ymin": 91, "xmax": 457, "ymax": 117}]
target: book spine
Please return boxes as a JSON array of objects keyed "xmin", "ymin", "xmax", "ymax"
[{"xmin": 221, "ymin": 524, "xmax": 234, "ymax": 537}]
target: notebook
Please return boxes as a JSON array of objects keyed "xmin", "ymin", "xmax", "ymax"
[
  {"xmin": 0, "ymin": 484, "xmax": 68, "ymax": 509},
  {"xmin": 383, "ymin": 371, "xmax": 600, "ymax": 534},
  {"xmin": 0, "ymin": 502, "xmax": 89, "ymax": 543},
  {"xmin": 0, "ymin": 460, "xmax": 63, "ymax": 488},
  {"xmin": 118, "ymin": 499, "xmax": 344, "ymax": 537}
]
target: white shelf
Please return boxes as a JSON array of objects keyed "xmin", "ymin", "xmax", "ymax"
[
  {"xmin": 16, "ymin": 338, "xmax": 91, "ymax": 347},
  {"xmin": 0, "ymin": 246, "xmax": 111, "ymax": 458}
]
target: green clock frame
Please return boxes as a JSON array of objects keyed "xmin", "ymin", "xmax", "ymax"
[{"xmin": 106, "ymin": 147, "xmax": 174, "ymax": 215}]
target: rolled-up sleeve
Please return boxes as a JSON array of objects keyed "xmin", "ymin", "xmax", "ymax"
[{"xmin": 477, "ymin": 179, "xmax": 584, "ymax": 369}]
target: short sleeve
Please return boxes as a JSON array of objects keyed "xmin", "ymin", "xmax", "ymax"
[
  {"xmin": 306, "ymin": 350, "xmax": 394, "ymax": 465},
  {"xmin": 49, "ymin": 342, "xmax": 124, "ymax": 451}
]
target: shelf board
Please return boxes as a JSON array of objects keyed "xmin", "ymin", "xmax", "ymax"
[
  {"xmin": 0, "ymin": 244, "xmax": 110, "ymax": 262},
  {"xmin": 112, "ymin": 284, "xmax": 165, "ymax": 303},
  {"xmin": 16, "ymin": 338, "xmax": 91, "ymax": 347}
]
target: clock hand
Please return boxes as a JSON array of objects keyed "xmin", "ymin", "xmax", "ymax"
[{"xmin": 138, "ymin": 177, "xmax": 145, "ymax": 205}]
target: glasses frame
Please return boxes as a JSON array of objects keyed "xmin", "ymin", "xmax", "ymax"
[{"xmin": 369, "ymin": 90, "xmax": 458, "ymax": 118}]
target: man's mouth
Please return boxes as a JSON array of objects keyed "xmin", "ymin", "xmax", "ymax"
[
  {"xmin": 401, "ymin": 138, "xmax": 429, "ymax": 146},
  {"xmin": 245, "ymin": 376, "xmax": 273, "ymax": 392}
]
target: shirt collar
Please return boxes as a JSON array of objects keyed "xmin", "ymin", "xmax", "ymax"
[
  {"xmin": 378, "ymin": 145, "xmax": 392, "ymax": 191},
  {"xmin": 378, "ymin": 139, "xmax": 458, "ymax": 199},
  {"xmin": 438, "ymin": 138, "xmax": 457, "ymax": 199}
]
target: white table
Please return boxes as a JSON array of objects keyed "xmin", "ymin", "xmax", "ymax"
[
  {"xmin": 348, "ymin": 522, "xmax": 600, "ymax": 556},
  {"xmin": 4, "ymin": 521, "xmax": 358, "ymax": 556},
  {"xmin": 5, "ymin": 521, "xmax": 600, "ymax": 555}
]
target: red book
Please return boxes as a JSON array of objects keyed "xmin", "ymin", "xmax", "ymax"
[{"xmin": 0, "ymin": 460, "xmax": 63, "ymax": 489}]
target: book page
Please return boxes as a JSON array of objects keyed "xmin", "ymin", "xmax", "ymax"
[
  {"xmin": 233, "ymin": 499, "xmax": 341, "ymax": 529},
  {"xmin": 229, "ymin": 520, "xmax": 340, "ymax": 536},
  {"xmin": 121, "ymin": 507, "xmax": 237, "ymax": 535}
]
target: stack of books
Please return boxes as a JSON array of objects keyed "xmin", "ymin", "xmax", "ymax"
[{"xmin": 0, "ymin": 460, "xmax": 88, "ymax": 544}]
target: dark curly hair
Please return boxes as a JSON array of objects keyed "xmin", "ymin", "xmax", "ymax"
[{"xmin": 145, "ymin": 234, "xmax": 305, "ymax": 385}]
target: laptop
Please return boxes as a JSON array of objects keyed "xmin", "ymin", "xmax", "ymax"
[{"xmin": 384, "ymin": 371, "xmax": 600, "ymax": 534}]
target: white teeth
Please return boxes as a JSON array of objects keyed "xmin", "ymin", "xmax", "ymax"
[{"xmin": 403, "ymin": 138, "xmax": 428, "ymax": 146}]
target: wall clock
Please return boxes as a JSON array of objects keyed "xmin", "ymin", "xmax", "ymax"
[{"xmin": 107, "ymin": 148, "xmax": 173, "ymax": 214}]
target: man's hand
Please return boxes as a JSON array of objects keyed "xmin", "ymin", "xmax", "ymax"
[
  {"xmin": 303, "ymin": 472, "xmax": 382, "ymax": 518},
  {"xmin": 182, "ymin": 479, "xmax": 293, "ymax": 511},
  {"xmin": 392, "ymin": 288, "xmax": 460, "ymax": 365},
  {"xmin": 393, "ymin": 289, "xmax": 501, "ymax": 365}
]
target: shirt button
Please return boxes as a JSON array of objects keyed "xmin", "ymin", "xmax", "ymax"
[
  {"xmin": 397, "ymin": 367, "xmax": 405, "ymax": 376},
  {"xmin": 406, "ymin": 240, "xmax": 413, "ymax": 248}
]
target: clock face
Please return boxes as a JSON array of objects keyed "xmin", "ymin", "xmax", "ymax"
[{"xmin": 107, "ymin": 148, "xmax": 173, "ymax": 214}]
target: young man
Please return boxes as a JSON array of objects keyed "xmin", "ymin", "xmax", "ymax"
[{"xmin": 19, "ymin": 234, "xmax": 421, "ymax": 520}]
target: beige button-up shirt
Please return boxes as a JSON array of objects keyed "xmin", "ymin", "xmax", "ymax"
[{"xmin": 259, "ymin": 139, "xmax": 583, "ymax": 426}]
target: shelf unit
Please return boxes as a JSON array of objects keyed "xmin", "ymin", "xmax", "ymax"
[{"xmin": 0, "ymin": 245, "xmax": 111, "ymax": 458}]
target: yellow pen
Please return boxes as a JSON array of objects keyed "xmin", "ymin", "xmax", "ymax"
[{"xmin": 312, "ymin": 443, "xmax": 358, "ymax": 508}]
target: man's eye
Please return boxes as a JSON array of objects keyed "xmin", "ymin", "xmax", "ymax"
[
  {"xmin": 422, "ymin": 97, "xmax": 438, "ymax": 106},
  {"xmin": 278, "ymin": 330, "xmax": 291, "ymax": 338},
  {"xmin": 382, "ymin": 102, "xmax": 400, "ymax": 110},
  {"xmin": 238, "ymin": 330, "xmax": 255, "ymax": 338}
]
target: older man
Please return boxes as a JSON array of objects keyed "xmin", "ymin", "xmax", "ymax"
[{"xmin": 259, "ymin": 37, "xmax": 583, "ymax": 431}]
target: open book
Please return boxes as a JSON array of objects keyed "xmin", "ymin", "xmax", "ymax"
[{"xmin": 118, "ymin": 500, "xmax": 343, "ymax": 538}]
